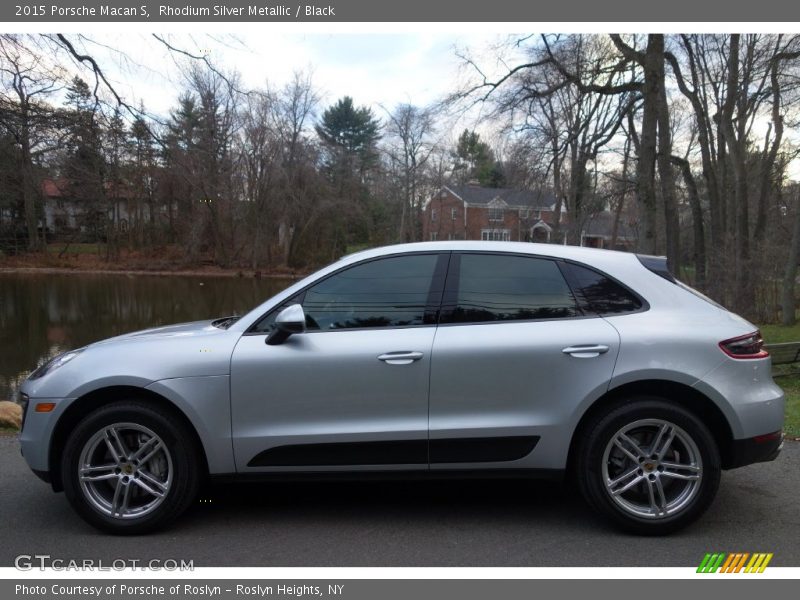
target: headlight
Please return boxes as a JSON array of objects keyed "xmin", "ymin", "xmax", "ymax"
[{"xmin": 28, "ymin": 348, "xmax": 84, "ymax": 380}]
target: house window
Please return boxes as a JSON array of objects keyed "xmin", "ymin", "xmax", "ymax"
[
  {"xmin": 431, "ymin": 209, "xmax": 438, "ymax": 222},
  {"xmin": 521, "ymin": 208, "xmax": 541, "ymax": 220},
  {"xmin": 481, "ymin": 229, "xmax": 511, "ymax": 241},
  {"xmin": 488, "ymin": 208, "xmax": 504, "ymax": 222},
  {"xmin": 430, "ymin": 232, "xmax": 438, "ymax": 241},
  {"xmin": 451, "ymin": 208, "xmax": 458, "ymax": 220}
]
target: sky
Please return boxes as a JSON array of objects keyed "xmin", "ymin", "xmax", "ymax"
[
  {"xmin": 43, "ymin": 31, "xmax": 800, "ymax": 179},
  {"xmin": 69, "ymin": 32, "xmax": 508, "ymax": 122}
]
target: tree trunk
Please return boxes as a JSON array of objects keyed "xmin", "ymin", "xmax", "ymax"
[
  {"xmin": 635, "ymin": 35, "xmax": 661, "ymax": 255},
  {"xmin": 719, "ymin": 35, "xmax": 753, "ymax": 314},
  {"xmin": 672, "ymin": 36, "xmax": 724, "ymax": 296},
  {"xmin": 671, "ymin": 155, "xmax": 706, "ymax": 289},
  {"xmin": 781, "ymin": 189, "xmax": 800, "ymax": 326},
  {"xmin": 655, "ymin": 39, "xmax": 680, "ymax": 273},
  {"xmin": 568, "ymin": 154, "xmax": 589, "ymax": 246},
  {"xmin": 20, "ymin": 116, "xmax": 39, "ymax": 252}
]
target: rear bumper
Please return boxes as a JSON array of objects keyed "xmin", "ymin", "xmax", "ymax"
[{"xmin": 726, "ymin": 431, "xmax": 784, "ymax": 469}]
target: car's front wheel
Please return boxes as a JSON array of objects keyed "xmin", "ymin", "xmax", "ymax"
[
  {"xmin": 576, "ymin": 398, "xmax": 721, "ymax": 535},
  {"xmin": 61, "ymin": 400, "xmax": 201, "ymax": 534}
]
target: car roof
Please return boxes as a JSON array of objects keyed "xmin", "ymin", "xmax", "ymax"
[{"xmin": 343, "ymin": 241, "xmax": 643, "ymax": 267}]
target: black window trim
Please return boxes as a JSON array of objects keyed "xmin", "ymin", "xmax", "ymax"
[
  {"xmin": 635, "ymin": 254, "xmax": 676, "ymax": 283},
  {"xmin": 244, "ymin": 251, "xmax": 452, "ymax": 335},
  {"xmin": 244, "ymin": 250, "xmax": 650, "ymax": 335},
  {"xmin": 558, "ymin": 258, "xmax": 651, "ymax": 317},
  {"xmin": 438, "ymin": 250, "xmax": 591, "ymax": 327}
]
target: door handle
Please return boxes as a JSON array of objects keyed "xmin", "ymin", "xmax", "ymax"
[
  {"xmin": 562, "ymin": 345, "xmax": 610, "ymax": 358},
  {"xmin": 377, "ymin": 351, "xmax": 424, "ymax": 365}
]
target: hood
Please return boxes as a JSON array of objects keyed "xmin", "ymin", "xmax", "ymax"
[
  {"xmin": 92, "ymin": 319, "xmax": 224, "ymax": 346},
  {"xmin": 22, "ymin": 317, "xmax": 243, "ymax": 398}
]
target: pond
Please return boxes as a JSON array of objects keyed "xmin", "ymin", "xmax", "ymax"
[{"xmin": 0, "ymin": 272, "xmax": 295, "ymax": 404}]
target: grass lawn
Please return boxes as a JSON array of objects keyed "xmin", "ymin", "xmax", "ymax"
[
  {"xmin": 760, "ymin": 325, "xmax": 800, "ymax": 438},
  {"xmin": 759, "ymin": 322, "xmax": 800, "ymax": 344},
  {"xmin": 0, "ymin": 426, "xmax": 18, "ymax": 435},
  {"xmin": 775, "ymin": 376, "xmax": 800, "ymax": 438},
  {"xmin": 45, "ymin": 243, "xmax": 102, "ymax": 255}
]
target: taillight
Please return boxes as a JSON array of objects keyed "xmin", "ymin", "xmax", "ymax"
[
  {"xmin": 719, "ymin": 331, "xmax": 769, "ymax": 359},
  {"xmin": 753, "ymin": 431, "xmax": 782, "ymax": 444}
]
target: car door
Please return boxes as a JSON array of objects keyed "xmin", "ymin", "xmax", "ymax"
[
  {"xmin": 428, "ymin": 252, "xmax": 621, "ymax": 471},
  {"xmin": 230, "ymin": 252, "xmax": 448, "ymax": 473}
]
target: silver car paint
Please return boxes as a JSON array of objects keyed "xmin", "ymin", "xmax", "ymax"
[
  {"xmin": 19, "ymin": 241, "xmax": 785, "ymax": 477},
  {"xmin": 429, "ymin": 317, "xmax": 620, "ymax": 470},
  {"xmin": 230, "ymin": 327, "xmax": 435, "ymax": 472},
  {"xmin": 20, "ymin": 321, "xmax": 241, "ymax": 473}
]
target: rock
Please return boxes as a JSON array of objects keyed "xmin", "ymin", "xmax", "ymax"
[{"xmin": 0, "ymin": 401, "xmax": 22, "ymax": 430}]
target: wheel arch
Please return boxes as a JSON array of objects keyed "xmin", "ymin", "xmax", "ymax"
[
  {"xmin": 566, "ymin": 379, "xmax": 736, "ymax": 475},
  {"xmin": 48, "ymin": 385, "xmax": 210, "ymax": 492}
]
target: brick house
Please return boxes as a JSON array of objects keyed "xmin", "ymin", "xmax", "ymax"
[
  {"xmin": 41, "ymin": 178, "xmax": 152, "ymax": 238},
  {"xmin": 41, "ymin": 179, "xmax": 79, "ymax": 234},
  {"xmin": 580, "ymin": 211, "xmax": 637, "ymax": 250},
  {"xmin": 422, "ymin": 184, "xmax": 566, "ymax": 243}
]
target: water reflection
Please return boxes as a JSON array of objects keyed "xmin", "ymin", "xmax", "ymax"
[{"xmin": 0, "ymin": 273, "xmax": 294, "ymax": 403}]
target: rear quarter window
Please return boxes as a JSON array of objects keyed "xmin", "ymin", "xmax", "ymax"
[{"xmin": 561, "ymin": 262, "xmax": 644, "ymax": 315}]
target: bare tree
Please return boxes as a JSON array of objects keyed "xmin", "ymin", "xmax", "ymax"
[
  {"xmin": 0, "ymin": 35, "xmax": 62, "ymax": 249},
  {"xmin": 383, "ymin": 103, "xmax": 438, "ymax": 242},
  {"xmin": 454, "ymin": 35, "xmax": 637, "ymax": 244},
  {"xmin": 667, "ymin": 34, "xmax": 800, "ymax": 313}
]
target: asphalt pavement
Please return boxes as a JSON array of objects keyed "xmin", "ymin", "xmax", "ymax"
[{"xmin": 1, "ymin": 433, "xmax": 798, "ymax": 567}]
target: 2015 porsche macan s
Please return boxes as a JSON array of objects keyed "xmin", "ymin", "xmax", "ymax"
[{"xmin": 19, "ymin": 242, "xmax": 784, "ymax": 535}]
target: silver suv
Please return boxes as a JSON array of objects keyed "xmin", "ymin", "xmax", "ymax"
[{"xmin": 19, "ymin": 242, "xmax": 784, "ymax": 535}]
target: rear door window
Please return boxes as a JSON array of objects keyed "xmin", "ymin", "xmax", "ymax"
[{"xmin": 441, "ymin": 253, "xmax": 580, "ymax": 323}]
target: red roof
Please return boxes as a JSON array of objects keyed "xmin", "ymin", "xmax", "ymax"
[
  {"xmin": 41, "ymin": 178, "xmax": 69, "ymax": 198},
  {"xmin": 40, "ymin": 178, "xmax": 140, "ymax": 200}
]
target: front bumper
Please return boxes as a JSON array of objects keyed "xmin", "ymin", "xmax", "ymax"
[
  {"xmin": 18, "ymin": 393, "xmax": 71, "ymax": 479},
  {"xmin": 30, "ymin": 469, "xmax": 52, "ymax": 483},
  {"xmin": 726, "ymin": 431, "xmax": 784, "ymax": 469}
]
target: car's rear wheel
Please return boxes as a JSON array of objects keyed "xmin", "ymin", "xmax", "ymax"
[
  {"xmin": 61, "ymin": 401, "xmax": 200, "ymax": 534},
  {"xmin": 576, "ymin": 397, "xmax": 721, "ymax": 535}
]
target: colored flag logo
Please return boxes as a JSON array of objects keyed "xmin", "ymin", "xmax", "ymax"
[{"xmin": 697, "ymin": 553, "xmax": 773, "ymax": 573}]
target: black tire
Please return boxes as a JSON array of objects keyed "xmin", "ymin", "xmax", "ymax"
[
  {"xmin": 575, "ymin": 397, "xmax": 721, "ymax": 535},
  {"xmin": 61, "ymin": 400, "xmax": 201, "ymax": 535}
]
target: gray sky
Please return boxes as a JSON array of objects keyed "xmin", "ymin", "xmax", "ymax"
[
  {"xmin": 58, "ymin": 31, "xmax": 800, "ymax": 179},
  {"xmin": 74, "ymin": 32, "xmax": 505, "ymax": 119}
]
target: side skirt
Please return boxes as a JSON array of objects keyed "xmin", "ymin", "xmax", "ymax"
[
  {"xmin": 210, "ymin": 468, "xmax": 565, "ymax": 485},
  {"xmin": 246, "ymin": 436, "xmax": 541, "ymax": 468}
]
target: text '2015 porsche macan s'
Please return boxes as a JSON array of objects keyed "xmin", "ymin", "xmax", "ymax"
[{"xmin": 18, "ymin": 242, "xmax": 784, "ymax": 535}]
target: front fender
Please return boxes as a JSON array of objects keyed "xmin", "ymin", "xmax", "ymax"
[{"xmin": 146, "ymin": 376, "xmax": 235, "ymax": 474}]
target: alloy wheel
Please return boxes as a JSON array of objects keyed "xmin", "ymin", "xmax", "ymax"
[
  {"xmin": 77, "ymin": 422, "xmax": 173, "ymax": 520},
  {"xmin": 601, "ymin": 418, "xmax": 703, "ymax": 519}
]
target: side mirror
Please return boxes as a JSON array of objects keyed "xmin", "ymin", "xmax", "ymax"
[{"xmin": 266, "ymin": 304, "xmax": 306, "ymax": 346}]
